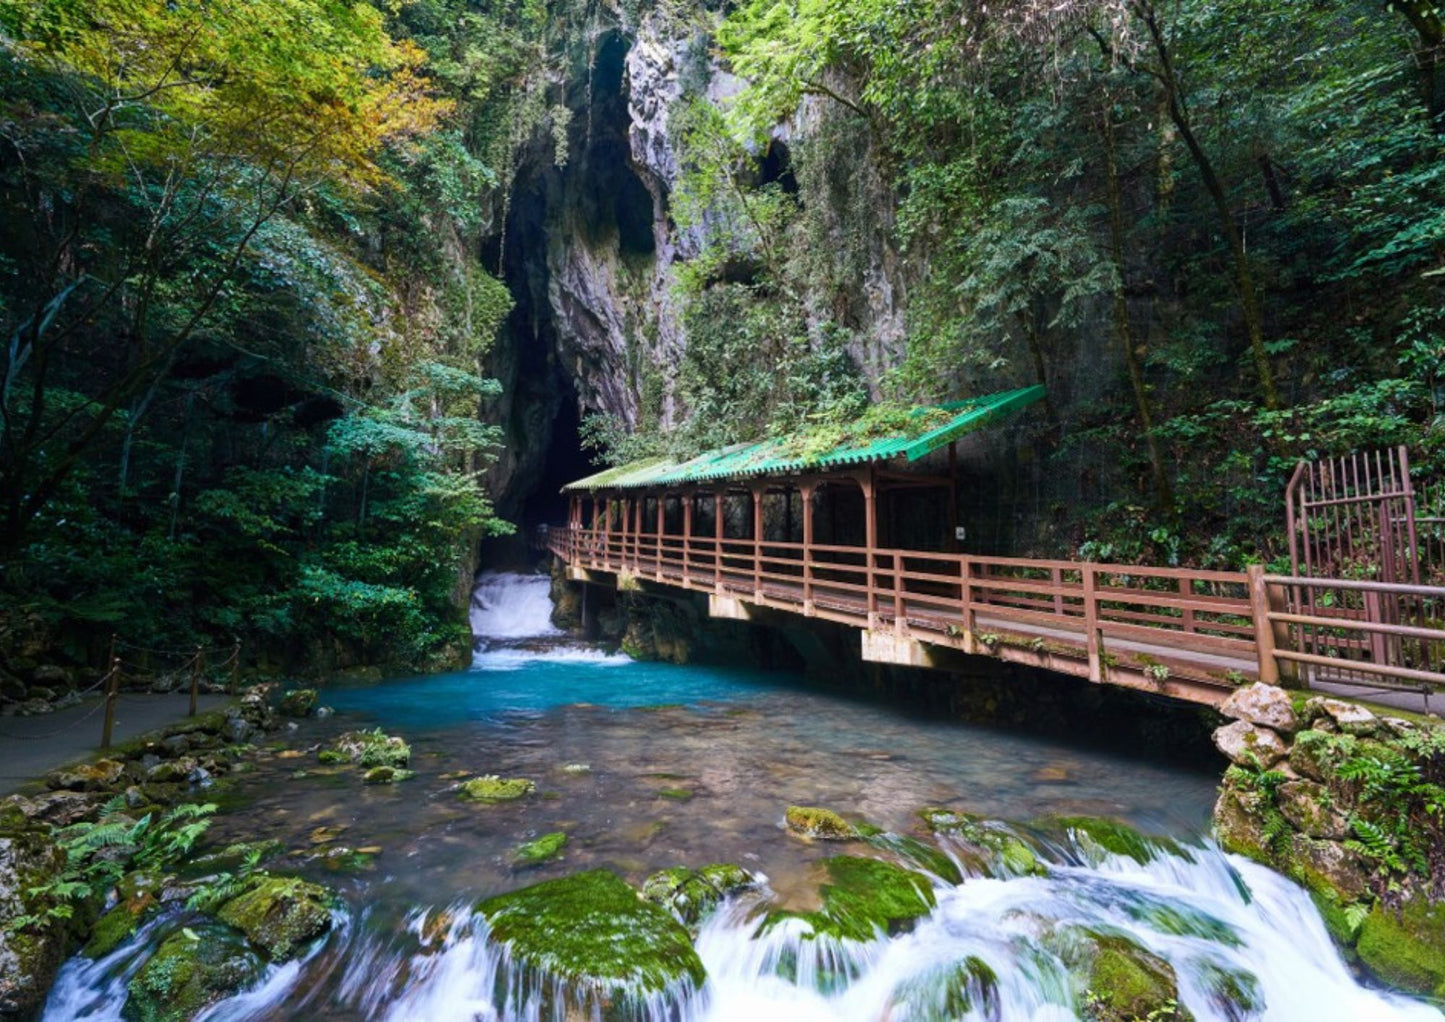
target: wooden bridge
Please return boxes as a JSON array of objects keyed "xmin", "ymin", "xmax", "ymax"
[{"xmin": 541, "ymin": 521, "xmax": 1445, "ymax": 710}]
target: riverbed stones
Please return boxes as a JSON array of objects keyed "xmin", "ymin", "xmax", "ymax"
[
  {"xmin": 476, "ymin": 869, "xmax": 705, "ymax": 1001},
  {"xmin": 459, "ymin": 775, "xmax": 535, "ymax": 803},
  {"xmin": 215, "ymin": 874, "xmax": 333, "ymax": 961},
  {"xmin": 1220, "ymin": 683, "xmax": 1300, "ymax": 734},
  {"xmin": 278, "ymin": 688, "xmax": 318, "ymax": 718},
  {"xmin": 642, "ymin": 864, "xmax": 759, "ymax": 926},
  {"xmin": 514, "ymin": 832, "xmax": 568, "ymax": 866},
  {"xmin": 1212, "ymin": 720, "xmax": 1287, "ymax": 767},
  {"xmin": 784, "ymin": 805, "xmax": 858, "ymax": 840}
]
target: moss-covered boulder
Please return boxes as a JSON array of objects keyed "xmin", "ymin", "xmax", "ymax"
[
  {"xmin": 641, "ymin": 863, "xmax": 760, "ymax": 926},
  {"xmin": 1042, "ymin": 816, "xmax": 1185, "ymax": 866},
  {"xmin": 215, "ymin": 873, "xmax": 333, "ymax": 961},
  {"xmin": 784, "ymin": 806, "xmax": 858, "ymax": 840},
  {"xmin": 278, "ymin": 688, "xmax": 318, "ymax": 718},
  {"xmin": 476, "ymin": 869, "xmax": 705, "ymax": 1010},
  {"xmin": 919, "ymin": 808, "xmax": 1044, "ymax": 878},
  {"xmin": 863, "ymin": 831, "xmax": 963, "ymax": 885},
  {"xmin": 770, "ymin": 856, "xmax": 936, "ymax": 943},
  {"xmin": 888, "ymin": 957, "xmax": 1000, "ymax": 1022},
  {"xmin": 0, "ymin": 822, "xmax": 68, "ymax": 1017},
  {"xmin": 84, "ymin": 870, "xmax": 168, "ymax": 958},
  {"xmin": 1357, "ymin": 897, "xmax": 1445, "ymax": 998},
  {"xmin": 362, "ymin": 765, "xmax": 415, "ymax": 785},
  {"xmin": 459, "ymin": 775, "xmax": 535, "ymax": 803},
  {"xmin": 122, "ymin": 923, "xmax": 263, "ymax": 1022},
  {"xmin": 328, "ymin": 729, "xmax": 410, "ymax": 768},
  {"xmin": 1053, "ymin": 928, "xmax": 1190, "ymax": 1021},
  {"xmin": 514, "ymin": 831, "xmax": 568, "ymax": 866}
]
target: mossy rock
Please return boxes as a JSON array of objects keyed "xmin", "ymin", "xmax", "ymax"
[
  {"xmin": 888, "ymin": 957, "xmax": 999, "ymax": 1021},
  {"xmin": 183, "ymin": 840, "xmax": 282, "ymax": 878},
  {"xmin": 459, "ymin": 775, "xmax": 535, "ymax": 803},
  {"xmin": 317, "ymin": 750, "xmax": 349, "ymax": 765},
  {"xmin": 362, "ymin": 765, "xmax": 415, "ymax": 785},
  {"xmin": 1195, "ymin": 960, "xmax": 1264, "ymax": 1020},
  {"xmin": 641, "ymin": 863, "xmax": 759, "ymax": 926},
  {"xmin": 278, "ymin": 688, "xmax": 318, "ymax": 718},
  {"xmin": 476, "ymin": 869, "xmax": 705, "ymax": 1001},
  {"xmin": 0, "ymin": 824, "xmax": 69, "ymax": 1016},
  {"xmin": 122, "ymin": 923, "xmax": 262, "ymax": 1022},
  {"xmin": 862, "ymin": 831, "xmax": 962, "ymax": 885},
  {"xmin": 1054, "ymin": 928, "xmax": 1191, "ymax": 1021},
  {"xmin": 328, "ymin": 729, "xmax": 410, "ymax": 769},
  {"xmin": 215, "ymin": 873, "xmax": 333, "ymax": 961},
  {"xmin": 1357, "ymin": 897, "xmax": 1445, "ymax": 998},
  {"xmin": 785, "ymin": 805, "xmax": 858, "ymax": 840},
  {"xmin": 1043, "ymin": 816, "xmax": 1185, "ymax": 866},
  {"xmin": 514, "ymin": 831, "xmax": 568, "ymax": 866},
  {"xmin": 918, "ymin": 808, "xmax": 1043, "ymax": 878},
  {"xmin": 768, "ymin": 856, "xmax": 936, "ymax": 943},
  {"xmin": 84, "ymin": 870, "xmax": 168, "ymax": 958},
  {"xmin": 1310, "ymin": 890, "xmax": 1366, "ymax": 951}
]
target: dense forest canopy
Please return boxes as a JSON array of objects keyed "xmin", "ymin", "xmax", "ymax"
[{"xmin": 2, "ymin": 0, "xmax": 1444, "ymax": 671}]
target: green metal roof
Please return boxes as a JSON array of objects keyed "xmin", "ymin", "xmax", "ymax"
[{"xmin": 562, "ymin": 384, "xmax": 1045, "ymax": 493}]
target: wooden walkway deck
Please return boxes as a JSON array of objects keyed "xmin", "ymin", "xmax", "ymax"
[{"xmin": 541, "ymin": 527, "xmax": 1445, "ymax": 709}]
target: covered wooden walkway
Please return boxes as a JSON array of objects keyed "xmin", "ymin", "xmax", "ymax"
[{"xmin": 544, "ymin": 391, "xmax": 1445, "ymax": 709}]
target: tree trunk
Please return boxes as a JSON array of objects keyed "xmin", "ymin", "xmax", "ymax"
[
  {"xmin": 1135, "ymin": 0, "xmax": 1283, "ymax": 411},
  {"xmin": 1102, "ymin": 106, "xmax": 1173, "ymax": 510}
]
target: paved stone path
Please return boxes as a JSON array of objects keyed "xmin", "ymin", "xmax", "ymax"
[{"xmin": 0, "ymin": 692, "xmax": 230, "ymax": 796}]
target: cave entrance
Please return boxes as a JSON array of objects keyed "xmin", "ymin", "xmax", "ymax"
[{"xmin": 521, "ymin": 384, "xmax": 593, "ymax": 532}]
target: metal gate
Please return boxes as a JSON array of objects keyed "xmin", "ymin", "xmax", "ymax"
[{"xmin": 1286, "ymin": 446, "xmax": 1419, "ymax": 584}]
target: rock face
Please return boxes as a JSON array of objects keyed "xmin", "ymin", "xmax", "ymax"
[
  {"xmin": 0, "ymin": 822, "xmax": 66, "ymax": 1018},
  {"xmin": 1220, "ymin": 683, "xmax": 1299, "ymax": 733}
]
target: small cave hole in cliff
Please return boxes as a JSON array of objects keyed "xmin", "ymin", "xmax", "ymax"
[
  {"xmin": 757, "ymin": 140, "xmax": 799, "ymax": 196},
  {"xmin": 579, "ymin": 31, "xmax": 655, "ymax": 259}
]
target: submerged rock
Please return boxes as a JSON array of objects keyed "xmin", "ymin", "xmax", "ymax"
[
  {"xmin": 1053, "ymin": 927, "xmax": 1190, "ymax": 1021},
  {"xmin": 888, "ymin": 957, "xmax": 1000, "ymax": 1021},
  {"xmin": 641, "ymin": 863, "xmax": 760, "ymax": 926},
  {"xmin": 1041, "ymin": 816, "xmax": 1185, "ymax": 866},
  {"xmin": 514, "ymin": 831, "xmax": 568, "ymax": 866},
  {"xmin": 784, "ymin": 806, "xmax": 859, "ymax": 840},
  {"xmin": 362, "ymin": 766, "xmax": 415, "ymax": 785},
  {"xmin": 459, "ymin": 775, "xmax": 535, "ymax": 803},
  {"xmin": 770, "ymin": 856, "xmax": 936, "ymax": 943},
  {"xmin": 918, "ymin": 808, "xmax": 1044, "ymax": 878},
  {"xmin": 215, "ymin": 874, "xmax": 333, "ymax": 961},
  {"xmin": 122, "ymin": 923, "xmax": 262, "ymax": 1022},
  {"xmin": 475, "ymin": 869, "xmax": 705, "ymax": 1002}
]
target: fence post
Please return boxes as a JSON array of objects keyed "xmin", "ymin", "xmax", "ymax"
[
  {"xmin": 230, "ymin": 641, "xmax": 242, "ymax": 695},
  {"xmin": 1084, "ymin": 566, "xmax": 1103, "ymax": 682},
  {"xmin": 894, "ymin": 554, "xmax": 906, "ymax": 634},
  {"xmin": 1248, "ymin": 565, "xmax": 1282, "ymax": 686},
  {"xmin": 961, "ymin": 558, "xmax": 977, "ymax": 654},
  {"xmin": 189, "ymin": 646, "xmax": 202, "ymax": 716},
  {"xmin": 101, "ymin": 657, "xmax": 119, "ymax": 749}
]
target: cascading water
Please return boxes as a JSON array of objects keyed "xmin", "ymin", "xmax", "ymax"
[
  {"xmin": 470, "ymin": 572, "xmax": 564, "ymax": 645},
  {"xmin": 36, "ymin": 577, "xmax": 1445, "ymax": 1021}
]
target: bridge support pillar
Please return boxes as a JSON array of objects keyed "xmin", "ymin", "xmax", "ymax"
[
  {"xmin": 709, "ymin": 594, "xmax": 755, "ymax": 621},
  {"xmin": 861, "ymin": 630, "xmax": 939, "ymax": 668}
]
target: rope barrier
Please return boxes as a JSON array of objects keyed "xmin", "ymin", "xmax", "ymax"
[{"xmin": 0, "ymin": 697, "xmax": 108, "ymax": 740}]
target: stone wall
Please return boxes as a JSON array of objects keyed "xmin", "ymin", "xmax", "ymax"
[{"xmin": 1212, "ymin": 683, "xmax": 1445, "ymax": 998}]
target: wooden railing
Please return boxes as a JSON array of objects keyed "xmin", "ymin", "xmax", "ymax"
[{"xmin": 535, "ymin": 524, "xmax": 1445, "ymax": 702}]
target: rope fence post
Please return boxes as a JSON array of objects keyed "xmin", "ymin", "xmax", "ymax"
[
  {"xmin": 189, "ymin": 646, "xmax": 203, "ymax": 717},
  {"xmin": 101, "ymin": 657, "xmax": 119, "ymax": 749},
  {"xmin": 230, "ymin": 640, "xmax": 241, "ymax": 695}
]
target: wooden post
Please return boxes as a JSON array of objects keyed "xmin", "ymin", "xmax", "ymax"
[
  {"xmin": 1248, "ymin": 564, "xmax": 1282, "ymax": 686},
  {"xmin": 101, "ymin": 656, "xmax": 119, "ymax": 749},
  {"xmin": 656, "ymin": 493, "xmax": 666, "ymax": 580},
  {"xmin": 189, "ymin": 646, "xmax": 202, "ymax": 716},
  {"xmin": 715, "ymin": 489, "xmax": 726, "ymax": 590},
  {"xmin": 683, "ymin": 493, "xmax": 694, "ymax": 583},
  {"xmin": 1084, "ymin": 566, "xmax": 1102, "ymax": 682},
  {"xmin": 801, "ymin": 484, "xmax": 815, "ymax": 615},
  {"xmin": 1051, "ymin": 567, "xmax": 1064, "ymax": 616},
  {"xmin": 752, "ymin": 486, "xmax": 765, "ymax": 600},
  {"xmin": 894, "ymin": 551, "xmax": 905, "ymax": 634},
  {"xmin": 863, "ymin": 469, "xmax": 879, "ymax": 629},
  {"xmin": 961, "ymin": 558, "xmax": 977, "ymax": 653},
  {"xmin": 1179, "ymin": 577, "xmax": 1196, "ymax": 633},
  {"xmin": 230, "ymin": 641, "xmax": 241, "ymax": 695}
]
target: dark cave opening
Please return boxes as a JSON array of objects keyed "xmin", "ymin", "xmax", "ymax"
[
  {"xmin": 757, "ymin": 140, "xmax": 799, "ymax": 195},
  {"xmin": 522, "ymin": 387, "xmax": 593, "ymax": 530},
  {"xmin": 578, "ymin": 31, "xmax": 656, "ymax": 258}
]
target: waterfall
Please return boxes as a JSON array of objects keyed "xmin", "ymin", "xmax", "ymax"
[{"xmin": 470, "ymin": 572, "xmax": 563, "ymax": 643}]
